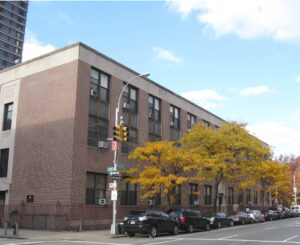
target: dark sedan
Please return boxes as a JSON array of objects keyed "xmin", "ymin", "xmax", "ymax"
[
  {"xmin": 167, "ymin": 208, "xmax": 211, "ymax": 233},
  {"xmin": 261, "ymin": 209, "xmax": 280, "ymax": 221},
  {"xmin": 123, "ymin": 210, "xmax": 179, "ymax": 237},
  {"xmin": 228, "ymin": 211, "xmax": 254, "ymax": 225},
  {"xmin": 204, "ymin": 212, "xmax": 234, "ymax": 228}
]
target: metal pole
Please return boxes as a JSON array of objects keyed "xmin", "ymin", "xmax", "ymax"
[{"xmin": 110, "ymin": 73, "xmax": 149, "ymax": 235}]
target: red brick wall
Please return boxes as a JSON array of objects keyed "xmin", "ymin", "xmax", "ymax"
[{"xmin": 10, "ymin": 61, "xmax": 80, "ymax": 205}]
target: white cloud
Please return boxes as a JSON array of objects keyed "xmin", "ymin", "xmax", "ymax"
[
  {"xmin": 167, "ymin": 0, "xmax": 300, "ymax": 41},
  {"xmin": 247, "ymin": 121, "xmax": 300, "ymax": 156},
  {"xmin": 23, "ymin": 34, "xmax": 56, "ymax": 62},
  {"xmin": 153, "ymin": 47, "xmax": 183, "ymax": 64},
  {"xmin": 181, "ymin": 89, "xmax": 225, "ymax": 109},
  {"xmin": 57, "ymin": 12, "xmax": 75, "ymax": 27},
  {"xmin": 296, "ymin": 76, "xmax": 300, "ymax": 83},
  {"xmin": 230, "ymin": 85, "xmax": 270, "ymax": 97}
]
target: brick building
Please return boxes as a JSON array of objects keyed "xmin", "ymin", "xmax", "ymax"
[{"xmin": 0, "ymin": 43, "xmax": 270, "ymax": 230}]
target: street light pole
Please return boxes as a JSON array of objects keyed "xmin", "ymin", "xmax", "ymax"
[
  {"xmin": 110, "ymin": 72, "xmax": 150, "ymax": 235},
  {"xmin": 293, "ymin": 166, "xmax": 300, "ymax": 205}
]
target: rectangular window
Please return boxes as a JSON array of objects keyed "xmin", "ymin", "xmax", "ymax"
[
  {"xmin": 0, "ymin": 149, "xmax": 9, "ymax": 177},
  {"xmin": 3, "ymin": 103, "xmax": 13, "ymax": 131},
  {"xmin": 189, "ymin": 183, "xmax": 198, "ymax": 205},
  {"xmin": 120, "ymin": 182, "xmax": 137, "ymax": 206},
  {"xmin": 121, "ymin": 85, "xmax": 138, "ymax": 153},
  {"xmin": 148, "ymin": 95, "xmax": 161, "ymax": 141},
  {"xmin": 266, "ymin": 192, "xmax": 270, "ymax": 204},
  {"xmin": 170, "ymin": 105, "xmax": 180, "ymax": 141},
  {"xmin": 228, "ymin": 187, "xmax": 234, "ymax": 205},
  {"xmin": 238, "ymin": 190, "xmax": 244, "ymax": 204},
  {"xmin": 187, "ymin": 113, "xmax": 196, "ymax": 130},
  {"xmin": 152, "ymin": 190, "xmax": 162, "ymax": 206},
  {"xmin": 85, "ymin": 172, "xmax": 107, "ymax": 205},
  {"xmin": 172, "ymin": 185, "xmax": 181, "ymax": 206},
  {"xmin": 260, "ymin": 191, "xmax": 264, "ymax": 203},
  {"xmin": 88, "ymin": 68, "xmax": 110, "ymax": 147},
  {"xmin": 254, "ymin": 191, "xmax": 258, "ymax": 204},
  {"xmin": 246, "ymin": 189, "xmax": 251, "ymax": 203},
  {"xmin": 204, "ymin": 185, "xmax": 212, "ymax": 205}
]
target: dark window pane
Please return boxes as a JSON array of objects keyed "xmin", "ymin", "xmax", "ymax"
[
  {"xmin": 3, "ymin": 103, "xmax": 13, "ymax": 131},
  {"xmin": 0, "ymin": 149, "xmax": 9, "ymax": 177}
]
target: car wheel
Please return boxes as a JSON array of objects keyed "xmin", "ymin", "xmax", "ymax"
[
  {"xmin": 250, "ymin": 219, "xmax": 254, "ymax": 224},
  {"xmin": 187, "ymin": 223, "xmax": 193, "ymax": 233},
  {"xmin": 217, "ymin": 222, "xmax": 221, "ymax": 229},
  {"xmin": 127, "ymin": 232, "xmax": 135, "ymax": 237},
  {"xmin": 150, "ymin": 226, "xmax": 157, "ymax": 238},
  {"xmin": 269, "ymin": 217, "xmax": 273, "ymax": 221},
  {"xmin": 171, "ymin": 225, "xmax": 179, "ymax": 235},
  {"xmin": 241, "ymin": 220, "xmax": 245, "ymax": 225},
  {"xmin": 205, "ymin": 223, "xmax": 210, "ymax": 231},
  {"xmin": 229, "ymin": 220, "xmax": 234, "ymax": 227}
]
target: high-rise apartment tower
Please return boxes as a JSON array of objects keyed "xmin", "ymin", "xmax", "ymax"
[{"xmin": 0, "ymin": 1, "xmax": 28, "ymax": 70}]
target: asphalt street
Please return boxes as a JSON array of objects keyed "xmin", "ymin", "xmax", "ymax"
[{"xmin": 1, "ymin": 217, "xmax": 300, "ymax": 245}]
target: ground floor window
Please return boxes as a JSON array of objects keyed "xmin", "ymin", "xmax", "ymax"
[
  {"xmin": 204, "ymin": 185, "xmax": 212, "ymax": 205},
  {"xmin": 228, "ymin": 187, "xmax": 234, "ymax": 205},
  {"xmin": 85, "ymin": 172, "xmax": 107, "ymax": 205},
  {"xmin": 189, "ymin": 183, "xmax": 198, "ymax": 205},
  {"xmin": 120, "ymin": 182, "xmax": 137, "ymax": 206}
]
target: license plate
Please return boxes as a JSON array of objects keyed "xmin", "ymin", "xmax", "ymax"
[{"xmin": 130, "ymin": 221, "xmax": 136, "ymax": 224}]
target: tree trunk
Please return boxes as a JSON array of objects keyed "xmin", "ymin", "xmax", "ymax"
[{"xmin": 213, "ymin": 180, "xmax": 220, "ymax": 213}]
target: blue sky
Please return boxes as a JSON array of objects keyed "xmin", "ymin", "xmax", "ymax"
[{"xmin": 24, "ymin": 0, "xmax": 300, "ymax": 157}]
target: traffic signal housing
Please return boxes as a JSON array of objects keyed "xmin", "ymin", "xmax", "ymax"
[
  {"xmin": 113, "ymin": 125, "xmax": 121, "ymax": 142},
  {"xmin": 121, "ymin": 125, "xmax": 129, "ymax": 143}
]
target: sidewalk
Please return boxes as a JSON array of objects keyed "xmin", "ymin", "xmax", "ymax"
[{"xmin": 0, "ymin": 228, "xmax": 125, "ymax": 241}]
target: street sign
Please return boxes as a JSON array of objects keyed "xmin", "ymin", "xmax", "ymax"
[
  {"xmin": 107, "ymin": 167, "xmax": 116, "ymax": 172},
  {"xmin": 109, "ymin": 171, "xmax": 120, "ymax": 176},
  {"xmin": 111, "ymin": 190, "xmax": 118, "ymax": 201},
  {"xmin": 112, "ymin": 175, "xmax": 122, "ymax": 181},
  {"xmin": 109, "ymin": 182, "xmax": 117, "ymax": 189}
]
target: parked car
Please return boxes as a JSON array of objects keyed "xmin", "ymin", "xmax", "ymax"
[
  {"xmin": 167, "ymin": 208, "xmax": 211, "ymax": 233},
  {"xmin": 261, "ymin": 209, "xmax": 280, "ymax": 221},
  {"xmin": 246, "ymin": 210, "xmax": 265, "ymax": 222},
  {"xmin": 281, "ymin": 207, "xmax": 292, "ymax": 218},
  {"xmin": 123, "ymin": 210, "xmax": 179, "ymax": 237},
  {"xmin": 290, "ymin": 205, "xmax": 300, "ymax": 217},
  {"xmin": 203, "ymin": 212, "xmax": 234, "ymax": 228},
  {"xmin": 269, "ymin": 207, "xmax": 285, "ymax": 219},
  {"xmin": 228, "ymin": 211, "xmax": 253, "ymax": 225}
]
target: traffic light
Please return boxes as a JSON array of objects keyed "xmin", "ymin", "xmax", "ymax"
[
  {"xmin": 121, "ymin": 125, "xmax": 129, "ymax": 143},
  {"xmin": 113, "ymin": 125, "xmax": 121, "ymax": 142}
]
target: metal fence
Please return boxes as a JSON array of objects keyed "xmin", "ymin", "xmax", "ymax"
[{"xmin": 0, "ymin": 202, "xmax": 245, "ymax": 231}]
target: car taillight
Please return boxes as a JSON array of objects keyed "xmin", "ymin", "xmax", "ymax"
[{"xmin": 180, "ymin": 216, "xmax": 187, "ymax": 223}]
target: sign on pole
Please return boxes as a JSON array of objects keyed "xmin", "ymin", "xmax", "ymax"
[
  {"xmin": 112, "ymin": 141, "xmax": 118, "ymax": 151},
  {"xmin": 109, "ymin": 182, "xmax": 117, "ymax": 189},
  {"xmin": 112, "ymin": 175, "xmax": 122, "ymax": 181},
  {"xmin": 111, "ymin": 190, "xmax": 118, "ymax": 201},
  {"xmin": 107, "ymin": 167, "xmax": 116, "ymax": 172}
]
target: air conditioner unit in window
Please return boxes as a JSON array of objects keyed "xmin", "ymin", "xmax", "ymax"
[
  {"xmin": 98, "ymin": 198, "xmax": 108, "ymax": 205},
  {"xmin": 170, "ymin": 121, "xmax": 175, "ymax": 127},
  {"xmin": 148, "ymin": 199, "xmax": 155, "ymax": 206},
  {"xmin": 98, "ymin": 141, "xmax": 109, "ymax": 149},
  {"xmin": 90, "ymin": 89, "xmax": 98, "ymax": 97},
  {"xmin": 148, "ymin": 112, "xmax": 153, "ymax": 118},
  {"xmin": 193, "ymin": 200, "xmax": 199, "ymax": 206},
  {"xmin": 122, "ymin": 102, "xmax": 130, "ymax": 109}
]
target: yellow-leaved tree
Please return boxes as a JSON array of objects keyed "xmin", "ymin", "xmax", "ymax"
[
  {"xmin": 181, "ymin": 121, "xmax": 270, "ymax": 212},
  {"xmin": 126, "ymin": 141, "xmax": 195, "ymax": 208},
  {"xmin": 246, "ymin": 160, "xmax": 292, "ymax": 207}
]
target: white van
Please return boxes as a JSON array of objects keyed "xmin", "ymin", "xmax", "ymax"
[{"xmin": 290, "ymin": 205, "xmax": 300, "ymax": 216}]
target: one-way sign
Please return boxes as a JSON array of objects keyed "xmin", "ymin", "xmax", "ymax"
[
  {"xmin": 112, "ymin": 175, "xmax": 122, "ymax": 181},
  {"xmin": 109, "ymin": 171, "xmax": 120, "ymax": 176}
]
